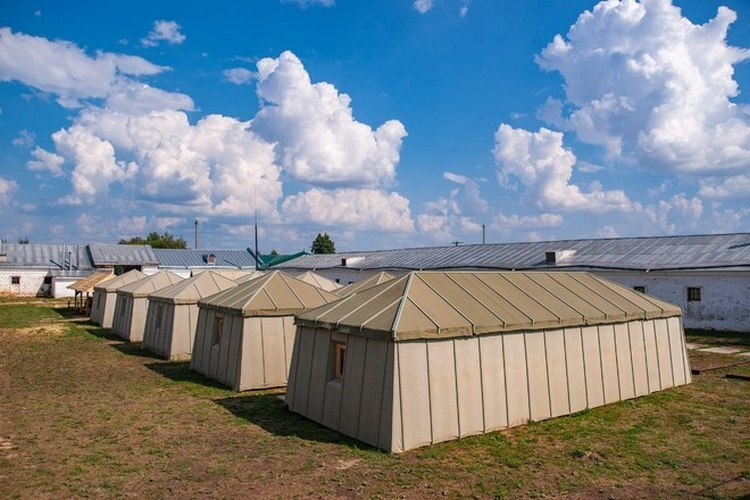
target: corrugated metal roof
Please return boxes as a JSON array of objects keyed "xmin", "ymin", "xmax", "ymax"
[
  {"xmin": 88, "ymin": 243, "xmax": 159, "ymax": 267},
  {"xmin": 154, "ymin": 248, "xmax": 258, "ymax": 269},
  {"xmin": 94, "ymin": 270, "xmax": 146, "ymax": 292},
  {"xmin": 337, "ymin": 271, "xmax": 396, "ymax": 296},
  {"xmin": 276, "ymin": 233, "xmax": 750, "ymax": 272},
  {"xmin": 199, "ymin": 270, "xmax": 340, "ymax": 317},
  {"xmin": 0, "ymin": 244, "xmax": 93, "ymax": 269},
  {"xmin": 296, "ymin": 271, "xmax": 682, "ymax": 341},
  {"xmin": 149, "ymin": 271, "xmax": 239, "ymax": 304},
  {"xmin": 67, "ymin": 271, "xmax": 114, "ymax": 293},
  {"xmin": 116, "ymin": 271, "xmax": 184, "ymax": 298},
  {"xmin": 293, "ymin": 270, "xmax": 341, "ymax": 292}
]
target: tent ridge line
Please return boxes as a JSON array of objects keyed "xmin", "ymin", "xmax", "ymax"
[{"xmin": 390, "ymin": 274, "xmax": 414, "ymax": 340}]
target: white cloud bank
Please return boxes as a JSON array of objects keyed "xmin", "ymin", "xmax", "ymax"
[
  {"xmin": 493, "ymin": 124, "xmax": 638, "ymax": 212},
  {"xmin": 536, "ymin": 0, "xmax": 750, "ymax": 174},
  {"xmin": 282, "ymin": 188, "xmax": 414, "ymax": 232},
  {"xmin": 141, "ymin": 21, "xmax": 186, "ymax": 47},
  {"xmin": 0, "ymin": 30, "xmax": 414, "ymax": 235}
]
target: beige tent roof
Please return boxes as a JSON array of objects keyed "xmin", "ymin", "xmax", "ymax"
[
  {"xmin": 116, "ymin": 271, "xmax": 184, "ymax": 298},
  {"xmin": 337, "ymin": 272, "xmax": 396, "ymax": 297},
  {"xmin": 191, "ymin": 269, "xmax": 259, "ymax": 281},
  {"xmin": 296, "ymin": 271, "xmax": 683, "ymax": 341},
  {"xmin": 233, "ymin": 270, "xmax": 267, "ymax": 284},
  {"xmin": 199, "ymin": 270, "xmax": 340, "ymax": 317},
  {"xmin": 294, "ymin": 271, "xmax": 341, "ymax": 292},
  {"xmin": 149, "ymin": 271, "xmax": 239, "ymax": 305},
  {"xmin": 67, "ymin": 271, "xmax": 115, "ymax": 293},
  {"xmin": 94, "ymin": 269, "xmax": 146, "ymax": 292}
]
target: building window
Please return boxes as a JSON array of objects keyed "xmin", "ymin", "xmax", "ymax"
[
  {"xmin": 335, "ymin": 278, "xmax": 340, "ymax": 284},
  {"xmin": 687, "ymin": 287, "xmax": 702, "ymax": 302},
  {"xmin": 11, "ymin": 276, "xmax": 20, "ymax": 285},
  {"xmin": 633, "ymin": 286, "xmax": 646, "ymax": 293},
  {"xmin": 213, "ymin": 316, "xmax": 224, "ymax": 345},
  {"xmin": 331, "ymin": 341, "xmax": 346, "ymax": 380},
  {"xmin": 43, "ymin": 276, "xmax": 52, "ymax": 285}
]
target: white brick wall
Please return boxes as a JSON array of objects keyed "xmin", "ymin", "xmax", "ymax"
[{"xmin": 0, "ymin": 270, "xmax": 50, "ymax": 296}]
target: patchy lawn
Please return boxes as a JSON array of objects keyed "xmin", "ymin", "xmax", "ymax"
[{"xmin": 1, "ymin": 303, "xmax": 748, "ymax": 498}]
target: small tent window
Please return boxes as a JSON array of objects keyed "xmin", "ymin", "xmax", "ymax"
[
  {"xmin": 331, "ymin": 341, "xmax": 346, "ymax": 380},
  {"xmin": 43, "ymin": 276, "xmax": 52, "ymax": 285},
  {"xmin": 213, "ymin": 316, "xmax": 224, "ymax": 345},
  {"xmin": 633, "ymin": 286, "xmax": 646, "ymax": 293},
  {"xmin": 155, "ymin": 304, "xmax": 163, "ymax": 330},
  {"xmin": 11, "ymin": 276, "xmax": 20, "ymax": 285},
  {"xmin": 687, "ymin": 287, "xmax": 701, "ymax": 302}
]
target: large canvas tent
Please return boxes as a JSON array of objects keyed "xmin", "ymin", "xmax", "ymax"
[
  {"xmin": 294, "ymin": 271, "xmax": 341, "ymax": 292},
  {"xmin": 111, "ymin": 271, "xmax": 184, "ymax": 341},
  {"xmin": 142, "ymin": 271, "xmax": 239, "ymax": 360},
  {"xmin": 191, "ymin": 271, "xmax": 339, "ymax": 391},
  {"xmin": 337, "ymin": 271, "xmax": 396, "ymax": 296},
  {"xmin": 90, "ymin": 270, "xmax": 146, "ymax": 328},
  {"xmin": 233, "ymin": 270, "xmax": 266, "ymax": 284},
  {"xmin": 286, "ymin": 271, "xmax": 691, "ymax": 453}
]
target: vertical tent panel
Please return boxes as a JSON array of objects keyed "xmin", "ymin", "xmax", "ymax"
[
  {"xmin": 563, "ymin": 327, "xmax": 587, "ymax": 413},
  {"xmin": 525, "ymin": 332, "xmax": 551, "ymax": 421},
  {"xmin": 545, "ymin": 329, "xmax": 570, "ymax": 418},
  {"xmin": 261, "ymin": 316, "xmax": 289, "ymax": 387},
  {"xmin": 581, "ymin": 325, "xmax": 604, "ymax": 408},
  {"xmin": 357, "ymin": 337, "xmax": 389, "ymax": 448},
  {"xmin": 454, "ymin": 337, "xmax": 484, "ymax": 437},
  {"xmin": 667, "ymin": 316, "xmax": 688, "ymax": 386},
  {"xmin": 338, "ymin": 334, "xmax": 367, "ymax": 438},
  {"xmin": 478, "ymin": 334, "xmax": 507, "ymax": 431},
  {"xmin": 290, "ymin": 327, "xmax": 315, "ymax": 414},
  {"xmin": 654, "ymin": 318, "xmax": 674, "ymax": 389},
  {"xmin": 307, "ymin": 328, "xmax": 332, "ymax": 423},
  {"xmin": 426, "ymin": 340, "xmax": 459, "ymax": 443},
  {"xmin": 598, "ymin": 325, "xmax": 620, "ymax": 404},
  {"xmin": 614, "ymin": 323, "xmax": 635, "ymax": 400},
  {"xmin": 396, "ymin": 341, "xmax": 432, "ymax": 450},
  {"xmin": 627, "ymin": 321, "xmax": 649, "ymax": 397},
  {"xmin": 642, "ymin": 319, "xmax": 661, "ymax": 392},
  {"xmin": 502, "ymin": 332, "xmax": 530, "ymax": 427}
]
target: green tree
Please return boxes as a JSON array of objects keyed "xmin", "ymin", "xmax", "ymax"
[
  {"xmin": 17, "ymin": 237, "xmax": 29, "ymax": 244},
  {"xmin": 269, "ymin": 249, "xmax": 280, "ymax": 257},
  {"xmin": 119, "ymin": 231, "xmax": 187, "ymax": 249},
  {"xmin": 311, "ymin": 233, "xmax": 335, "ymax": 254}
]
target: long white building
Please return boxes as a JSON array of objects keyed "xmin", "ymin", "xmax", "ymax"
[{"xmin": 275, "ymin": 233, "xmax": 750, "ymax": 332}]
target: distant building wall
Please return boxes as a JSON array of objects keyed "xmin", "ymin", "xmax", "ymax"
[
  {"xmin": 0, "ymin": 270, "xmax": 49, "ymax": 296},
  {"xmin": 599, "ymin": 270, "xmax": 750, "ymax": 332}
]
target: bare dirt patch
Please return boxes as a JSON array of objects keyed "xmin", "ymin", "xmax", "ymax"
[{"xmin": 0, "ymin": 304, "xmax": 748, "ymax": 498}]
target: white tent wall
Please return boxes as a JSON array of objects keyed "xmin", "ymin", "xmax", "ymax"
[
  {"xmin": 191, "ymin": 308, "xmax": 297, "ymax": 391},
  {"xmin": 286, "ymin": 317, "xmax": 690, "ymax": 453},
  {"xmin": 112, "ymin": 293, "xmax": 150, "ymax": 341},
  {"xmin": 143, "ymin": 300, "xmax": 195, "ymax": 360},
  {"xmin": 90, "ymin": 289, "xmax": 106, "ymax": 325},
  {"xmin": 285, "ymin": 326, "xmax": 396, "ymax": 451},
  {"xmin": 98, "ymin": 291, "xmax": 119, "ymax": 328}
]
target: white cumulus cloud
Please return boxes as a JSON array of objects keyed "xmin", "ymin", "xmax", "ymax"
[
  {"xmin": 493, "ymin": 124, "xmax": 638, "ymax": 212},
  {"xmin": 0, "ymin": 28, "xmax": 168, "ymax": 108},
  {"xmin": 491, "ymin": 212, "xmax": 563, "ymax": 231},
  {"xmin": 414, "ymin": 0, "xmax": 434, "ymax": 14},
  {"xmin": 537, "ymin": 0, "xmax": 750, "ymax": 174},
  {"xmin": 282, "ymin": 188, "xmax": 414, "ymax": 232},
  {"xmin": 0, "ymin": 176, "xmax": 18, "ymax": 205},
  {"xmin": 11, "ymin": 129, "xmax": 35, "ymax": 148},
  {"xmin": 141, "ymin": 20, "xmax": 186, "ymax": 47},
  {"xmin": 27, "ymin": 147, "xmax": 65, "ymax": 176},
  {"xmin": 223, "ymin": 67, "xmax": 256, "ymax": 85},
  {"xmin": 252, "ymin": 50, "xmax": 407, "ymax": 187}
]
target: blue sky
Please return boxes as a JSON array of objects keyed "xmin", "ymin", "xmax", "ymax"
[{"xmin": 1, "ymin": 0, "xmax": 749, "ymax": 252}]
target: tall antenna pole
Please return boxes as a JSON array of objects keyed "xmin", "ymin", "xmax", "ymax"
[
  {"xmin": 482, "ymin": 224, "xmax": 486, "ymax": 245},
  {"xmin": 194, "ymin": 219, "xmax": 199, "ymax": 250}
]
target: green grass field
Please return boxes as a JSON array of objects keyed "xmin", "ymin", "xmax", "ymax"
[{"xmin": 0, "ymin": 300, "xmax": 748, "ymax": 498}]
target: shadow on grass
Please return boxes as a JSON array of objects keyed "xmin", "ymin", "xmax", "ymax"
[
  {"xmin": 79, "ymin": 324, "xmax": 122, "ymax": 342},
  {"xmin": 145, "ymin": 360, "xmax": 231, "ymax": 391},
  {"xmin": 51, "ymin": 307, "xmax": 89, "ymax": 320},
  {"xmin": 685, "ymin": 329, "xmax": 750, "ymax": 347},
  {"xmin": 215, "ymin": 393, "xmax": 375, "ymax": 449},
  {"xmin": 112, "ymin": 341, "xmax": 163, "ymax": 359}
]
